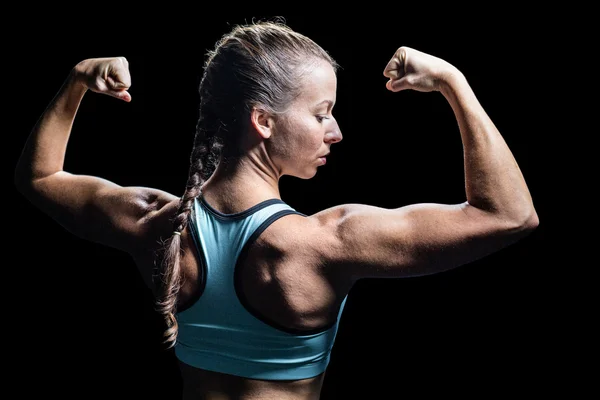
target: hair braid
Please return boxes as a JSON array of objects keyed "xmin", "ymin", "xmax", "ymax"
[{"xmin": 155, "ymin": 123, "xmax": 219, "ymax": 349}]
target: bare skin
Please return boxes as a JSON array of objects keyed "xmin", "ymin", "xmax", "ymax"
[
  {"xmin": 14, "ymin": 48, "xmax": 538, "ymax": 399},
  {"xmin": 137, "ymin": 198, "xmax": 341, "ymax": 400}
]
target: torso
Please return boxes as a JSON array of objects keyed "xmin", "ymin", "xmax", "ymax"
[{"xmin": 133, "ymin": 193, "xmax": 351, "ymax": 400}]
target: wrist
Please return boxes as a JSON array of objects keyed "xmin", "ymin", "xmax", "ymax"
[
  {"xmin": 69, "ymin": 61, "xmax": 89, "ymax": 91},
  {"xmin": 438, "ymin": 69, "xmax": 469, "ymax": 97}
]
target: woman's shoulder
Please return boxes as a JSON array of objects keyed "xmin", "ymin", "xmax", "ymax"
[
  {"xmin": 262, "ymin": 202, "xmax": 389, "ymax": 254},
  {"xmin": 254, "ymin": 204, "xmax": 349, "ymax": 265}
]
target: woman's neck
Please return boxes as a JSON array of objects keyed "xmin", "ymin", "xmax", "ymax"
[{"xmin": 200, "ymin": 157, "xmax": 282, "ymax": 214}]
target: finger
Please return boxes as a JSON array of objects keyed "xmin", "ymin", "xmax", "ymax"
[
  {"xmin": 383, "ymin": 47, "xmax": 406, "ymax": 79},
  {"xmin": 383, "ymin": 57, "xmax": 401, "ymax": 79},
  {"xmin": 386, "ymin": 78, "xmax": 410, "ymax": 92},
  {"xmin": 107, "ymin": 75, "xmax": 130, "ymax": 89},
  {"xmin": 107, "ymin": 59, "xmax": 132, "ymax": 89}
]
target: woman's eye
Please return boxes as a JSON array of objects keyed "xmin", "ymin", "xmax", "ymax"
[{"xmin": 316, "ymin": 115, "xmax": 329, "ymax": 123}]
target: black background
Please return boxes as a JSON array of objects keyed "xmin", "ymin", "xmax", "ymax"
[{"xmin": 11, "ymin": 14, "xmax": 552, "ymax": 399}]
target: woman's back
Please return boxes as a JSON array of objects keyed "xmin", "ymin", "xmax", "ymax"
[
  {"xmin": 144, "ymin": 188, "xmax": 351, "ymax": 329},
  {"xmin": 138, "ymin": 186, "xmax": 351, "ymax": 399}
]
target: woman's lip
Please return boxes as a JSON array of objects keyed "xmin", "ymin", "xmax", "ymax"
[{"xmin": 319, "ymin": 157, "xmax": 327, "ymax": 164}]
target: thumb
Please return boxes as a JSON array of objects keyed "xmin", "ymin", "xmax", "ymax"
[
  {"xmin": 109, "ymin": 89, "xmax": 132, "ymax": 102},
  {"xmin": 386, "ymin": 78, "xmax": 410, "ymax": 92}
]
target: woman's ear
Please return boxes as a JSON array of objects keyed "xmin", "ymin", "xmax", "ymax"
[{"xmin": 250, "ymin": 107, "xmax": 273, "ymax": 139}]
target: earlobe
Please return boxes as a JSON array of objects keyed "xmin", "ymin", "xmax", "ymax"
[{"xmin": 251, "ymin": 107, "xmax": 272, "ymax": 139}]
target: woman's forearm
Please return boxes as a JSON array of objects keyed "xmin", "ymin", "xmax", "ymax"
[
  {"xmin": 441, "ymin": 71, "xmax": 538, "ymax": 226},
  {"xmin": 15, "ymin": 69, "xmax": 87, "ymax": 184}
]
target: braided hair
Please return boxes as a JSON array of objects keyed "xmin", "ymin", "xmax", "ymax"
[{"xmin": 154, "ymin": 18, "xmax": 338, "ymax": 349}]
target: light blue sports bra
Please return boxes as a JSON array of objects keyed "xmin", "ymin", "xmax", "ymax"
[{"xmin": 175, "ymin": 195, "xmax": 348, "ymax": 380}]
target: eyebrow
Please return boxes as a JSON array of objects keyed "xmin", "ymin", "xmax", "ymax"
[{"xmin": 314, "ymin": 100, "xmax": 334, "ymax": 109}]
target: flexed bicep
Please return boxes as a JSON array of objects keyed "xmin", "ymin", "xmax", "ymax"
[
  {"xmin": 21, "ymin": 172, "xmax": 177, "ymax": 254},
  {"xmin": 325, "ymin": 202, "xmax": 536, "ymax": 281}
]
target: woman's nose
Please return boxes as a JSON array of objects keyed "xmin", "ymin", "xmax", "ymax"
[{"xmin": 326, "ymin": 122, "xmax": 343, "ymax": 144}]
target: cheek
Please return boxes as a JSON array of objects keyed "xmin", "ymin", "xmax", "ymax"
[
  {"xmin": 295, "ymin": 119, "xmax": 322, "ymax": 151},
  {"xmin": 267, "ymin": 125, "xmax": 300, "ymax": 161},
  {"xmin": 273, "ymin": 115, "xmax": 321, "ymax": 159}
]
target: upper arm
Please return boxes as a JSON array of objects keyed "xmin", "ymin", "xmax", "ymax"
[
  {"xmin": 311, "ymin": 201, "xmax": 538, "ymax": 281},
  {"xmin": 16, "ymin": 171, "xmax": 178, "ymax": 254}
]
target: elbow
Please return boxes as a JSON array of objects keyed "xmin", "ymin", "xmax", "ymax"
[
  {"xmin": 518, "ymin": 201, "xmax": 540, "ymax": 231},
  {"xmin": 506, "ymin": 206, "xmax": 540, "ymax": 236},
  {"xmin": 14, "ymin": 163, "xmax": 46, "ymax": 196},
  {"xmin": 523, "ymin": 208, "xmax": 540, "ymax": 232}
]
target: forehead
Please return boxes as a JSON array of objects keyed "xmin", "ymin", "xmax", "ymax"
[{"xmin": 295, "ymin": 60, "xmax": 337, "ymax": 106}]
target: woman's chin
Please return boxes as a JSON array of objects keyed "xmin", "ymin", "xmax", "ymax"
[{"xmin": 292, "ymin": 169, "xmax": 318, "ymax": 180}]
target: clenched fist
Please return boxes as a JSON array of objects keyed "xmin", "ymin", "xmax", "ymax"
[
  {"xmin": 73, "ymin": 57, "xmax": 132, "ymax": 102},
  {"xmin": 383, "ymin": 47, "xmax": 460, "ymax": 93}
]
